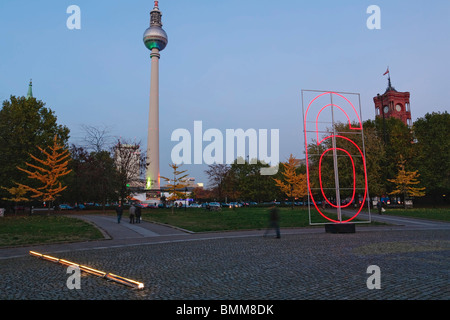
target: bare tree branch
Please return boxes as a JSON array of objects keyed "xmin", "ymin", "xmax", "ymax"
[{"xmin": 81, "ymin": 124, "xmax": 113, "ymax": 153}]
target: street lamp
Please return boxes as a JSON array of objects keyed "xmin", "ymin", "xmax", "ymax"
[{"xmin": 185, "ymin": 187, "xmax": 188, "ymax": 211}]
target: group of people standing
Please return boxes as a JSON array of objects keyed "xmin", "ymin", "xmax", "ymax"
[{"xmin": 115, "ymin": 204, "xmax": 141, "ymax": 224}]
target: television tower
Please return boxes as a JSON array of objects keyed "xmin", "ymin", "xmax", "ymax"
[{"xmin": 143, "ymin": 1, "xmax": 168, "ymax": 191}]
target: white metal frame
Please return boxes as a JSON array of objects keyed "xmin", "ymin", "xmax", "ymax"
[{"xmin": 301, "ymin": 89, "xmax": 371, "ymax": 226}]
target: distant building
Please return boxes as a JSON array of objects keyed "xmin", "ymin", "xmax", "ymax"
[
  {"xmin": 161, "ymin": 177, "xmax": 203, "ymax": 190},
  {"xmin": 373, "ymin": 74, "xmax": 412, "ymax": 127},
  {"xmin": 182, "ymin": 177, "xmax": 199, "ymax": 188}
]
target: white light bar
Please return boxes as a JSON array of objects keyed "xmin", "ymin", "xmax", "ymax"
[{"xmin": 29, "ymin": 251, "xmax": 144, "ymax": 290}]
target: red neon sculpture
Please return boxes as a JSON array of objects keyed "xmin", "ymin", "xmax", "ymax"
[{"xmin": 304, "ymin": 92, "xmax": 368, "ymax": 224}]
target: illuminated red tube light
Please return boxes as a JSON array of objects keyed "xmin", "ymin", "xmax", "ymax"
[
  {"xmin": 306, "ymin": 135, "xmax": 368, "ymax": 224},
  {"xmin": 319, "ymin": 147, "xmax": 356, "ymax": 209}
]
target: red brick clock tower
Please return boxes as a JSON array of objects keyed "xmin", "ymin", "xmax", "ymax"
[{"xmin": 374, "ymin": 71, "xmax": 412, "ymax": 127}]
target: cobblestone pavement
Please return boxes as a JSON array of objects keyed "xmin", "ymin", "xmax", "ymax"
[{"xmin": 1, "ymin": 215, "xmax": 449, "ymax": 300}]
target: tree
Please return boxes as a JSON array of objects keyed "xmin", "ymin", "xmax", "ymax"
[
  {"xmin": 227, "ymin": 158, "xmax": 280, "ymax": 202},
  {"xmin": 388, "ymin": 156, "xmax": 426, "ymax": 208},
  {"xmin": 205, "ymin": 164, "xmax": 230, "ymax": 201},
  {"xmin": 63, "ymin": 145, "xmax": 90, "ymax": 205},
  {"xmin": 1, "ymin": 185, "xmax": 29, "ymax": 214},
  {"xmin": 113, "ymin": 140, "xmax": 147, "ymax": 205},
  {"xmin": 359, "ymin": 121, "xmax": 387, "ymax": 197},
  {"xmin": 274, "ymin": 154, "xmax": 307, "ymax": 209},
  {"xmin": 64, "ymin": 146, "xmax": 119, "ymax": 210},
  {"xmin": 371, "ymin": 117, "xmax": 415, "ymax": 194},
  {"xmin": 0, "ymin": 96, "xmax": 69, "ymax": 204},
  {"xmin": 191, "ymin": 187, "xmax": 212, "ymax": 202},
  {"xmin": 89, "ymin": 150, "xmax": 119, "ymax": 209},
  {"xmin": 222, "ymin": 167, "xmax": 242, "ymax": 202},
  {"xmin": 15, "ymin": 136, "xmax": 72, "ymax": 208},
  {"xmin": 413, "ymin": 112, "xmax": 450, "ymax": 202},
  {"xmin": 80, "ymin": 124, "xmax": 113, "ymax": 153},
  {"xmin": 161, "ymin": 163, "xmax": 189, "ymax": 213},
  {"xmin": 2, "ymin": 185, "xmax": 29, "ymax": 202}
]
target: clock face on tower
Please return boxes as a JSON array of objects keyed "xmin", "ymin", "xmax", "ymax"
[
  {"xmin": 395, "ymin": 104, "xmax": 402, "ymax": 112},
  {"xmin": 383, "ymin": 106, "xmax": 389, "ymax": 114}
]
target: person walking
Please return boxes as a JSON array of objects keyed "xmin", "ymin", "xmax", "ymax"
[
  {"xmin": 377, "ymin": 200, "xmax": 383, "ymax": 215},
  {"xmin": 264, "ymin": 205, "xmax": 281, "ymax": 239},
  {"xmin": 115, "ymin": 204, "xmax": 123, "ymax": 224},
  {"xmin": 129, "ymin": 204, "xmax": 136, "ymax": 224},
  {"xmin": 135, "ymin": 205, "xmax": 142, "ymax": 224}
]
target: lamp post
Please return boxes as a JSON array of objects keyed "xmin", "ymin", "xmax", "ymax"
[{"xmin": 185, "ymin": 187, "xmax": 188, "ymax": 211}]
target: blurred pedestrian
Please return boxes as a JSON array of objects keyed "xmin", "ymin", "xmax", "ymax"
[
  {"xmin": 264, "ymin": 206, "xmax": 280, "ymax": 239},
  {"xmin": 115, "ymin": 204, "xmax": 123, "ymax": 224},
  {"xmin": 135, "ymin": 205, "xmax": 142, "ymax": 224},
  {"xmin": 377, "ymin": 200, "xmax": 382, "ymax": 215},
  {"xmin": 129, "ymin": 204, "xmax": 136, "ymax": 224}
]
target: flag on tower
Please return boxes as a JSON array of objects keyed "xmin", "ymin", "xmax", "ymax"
[{"xmin": 383, "ymin": 67, "xmax": 390, "ymax": 76}]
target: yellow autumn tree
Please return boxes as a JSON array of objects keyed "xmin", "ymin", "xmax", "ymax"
[
  {"xmin": 15, "ymin": 136, "xmax": 72, "ymax": 208},
  {"xmin": 388, "ymin": 156, "xmax": 426, "ymax": 208},
  {"xmin": 1, "ymin": 185, "xmax": 29, "ymax": 214},
  {"xmin": 274, "ymin": 154, "xmax": 308, "ymax": 210},
  {"xmin": 160, "ymin": 163, "xmax": 189, "ymax": 213},
  {"xmin": 2, "ymin": 185, "xmax": 29, "ymax": 202}
]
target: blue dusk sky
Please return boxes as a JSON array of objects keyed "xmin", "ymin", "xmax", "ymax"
[{"xmin": 1, "ymin": 0, "xmax": 449, "ymax": 186}]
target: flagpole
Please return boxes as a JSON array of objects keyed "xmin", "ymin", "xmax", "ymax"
[
  {"xmin": 388, "ymin": 68, "xmax": 392, "ymax": 89},
  {"xmin": 385, "ymin": 66, "xmax": 391, "ymax": 88}
]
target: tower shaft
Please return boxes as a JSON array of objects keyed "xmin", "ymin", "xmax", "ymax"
[{"xmin": 146, "ymin": 48, "xmax": 161, "ymax": 190}]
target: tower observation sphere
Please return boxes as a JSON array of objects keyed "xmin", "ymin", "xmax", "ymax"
[{"xmin": 143, "ymin": 1, "xmax": 168, "ymax": 52}]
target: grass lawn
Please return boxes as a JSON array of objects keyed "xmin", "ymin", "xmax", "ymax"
[
  {"xmin": 141, "ymin": 207, "xmax": 359, "ymax": 232},
  {"xmin": 381, "ymin": 207, "xmax": 450, "ymax": 222},
  {"xmin": 0, "ymin": 215, "xmax": 104, "ymax": 248}
]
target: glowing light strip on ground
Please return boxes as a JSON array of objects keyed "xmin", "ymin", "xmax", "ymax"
[{"xmin": 29, "ymin": 251, "xmax": 144, "ymax": 289}]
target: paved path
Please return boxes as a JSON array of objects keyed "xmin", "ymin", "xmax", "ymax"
[
  {"xmin": 1, "ymin": 212, "xmax": 449, "ymax": 300},
  {"xmin": 343, "ymin": 209, "xmax": 450, "ymax": 229},
  {"xmin": 78, "ymin": 214, "xmax": 192, "ymax": 239}
]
